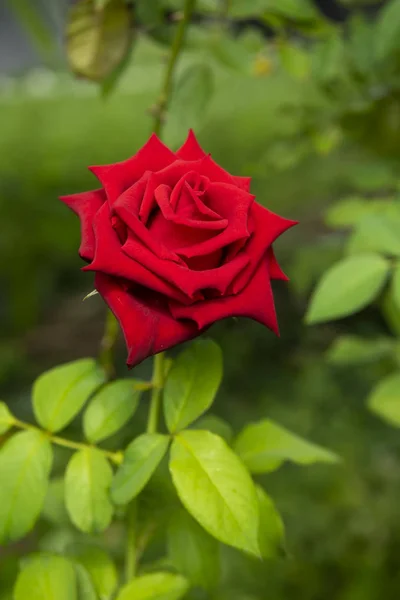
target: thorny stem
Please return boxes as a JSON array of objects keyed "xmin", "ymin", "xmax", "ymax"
[
  {"xmin": 11, "ymin": 418, "xmax": 123, "ymax": 465},
  {"xmin": 146, "ymin": 352, "xmax": 166, "ymax": 434},
  {"xmin": 152, "ymin": 0, "xmax": 196, "ymax": 136}
]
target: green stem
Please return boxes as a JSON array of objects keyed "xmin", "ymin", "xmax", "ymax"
[
  {"xmin": 99, "ymin": 310, "xmax": 119, "ymax": 378},
  {"xmin": 153, "ymin": 0, "xmax": 196, "ymax": 136},
  {"xmin": 125, "ymin": 502, "xmax": 137, "ymax": 582},
  {"xmin": 146, "ymin": 353, "xmax": 166, "ymax": 434},
  {"xmin": 11, "ymin": 418, "xmax": 123, "ymax": 465}
]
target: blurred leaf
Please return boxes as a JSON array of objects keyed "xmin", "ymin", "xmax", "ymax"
[
  {"xmin": 14, "ymin": 554, "xmax": 77, "ymax": 600},
  {"xmin": 277, "ymin": 40, "xmax": 310, "ymax": 80},
  {"xmin": 33, "ymin": 358, "xmax": 106, "ymax": 433},
  {"xmin": 167, "ymin": 509, "xmax": 220, "ymax": 589},
  {"xmin": 169, "ymin": 430, "xmax": 260, "ymax": 556},
  {"xmin": 163, "ymin": 339, "xmax": 222, "ymax": 433},
  {"xmin": 325, "ymin": 197, "xmax": 372, "ymax": 228},
  {"xmin": 66, "ymin": 0, "xmax": 133, "ymax": 82},
  {"xmin": 290, "ymin": 241, "xmax": 343, "ymax": 296},
  {"xmin": 348, "ymin": 14, "xmax": 375, "ymax": 76},
  {"xmin": 368, "ymin": 372, "xmax": 400, "ymax": 427},
  {"xmin": 312, "ymin": 126, "xmax": 342, "ymax": 155},
  {"xmin": 326, "ymin": 335, "xmax": 394, "ymax": 365},
  {"xmin": 169, "ymin": 63, "xmax": 214, "ymax": 132},
  {"xmin": 234, "ymin": 419, "xmax": 339, "ymax": 473},
  {"xmin": 42, "ymin": 477, "xmax": 69, "ymax": 526},
  {"xmin": 0, "ymin": 401, "xmax": 14, "ymax": 434},
  {"xmin": 65, "ymin": 448, "xmax": 113, "ymax": 533},
  {"xmin": 312, "ymin": 30, "xmax": 346, "ymax": 85},
  {"xmin": 83, "ymin": 379, "xmax": 141, "ymax": 443},
  {"xmin": 111, "ymin": 433, "xmax": 170, "ymax": 505},
  {"xmin": 256, "ymin": 485, "xmax": 285, "ymax": 558},
  {"xmin": 208, "ymin": 34, "xmax": 252, "ymax": 72},
  {"xmin": 391, "ymin": 263, "xmax": 400, "ymax": 312},
  {"xmin": 101, "ymin": 37, "xmax": 135, "ymax": 97},
  {"xmin": 191, "ymin": 414, "xmax": 233, "ymax": 443},
  {"xmin": 74, "ymin": 564, "xmax": 98, "ymax": 600},
  {"xmin": 67, "ymin": 544, "xmax": 117, "ymax": 600},
  {"xmin": 376, "ymin": 0, "xmax": 400, "ymax": 61},
  {"xmin": 305, "ymin": 254, "xmax": 390, "ymax": 324},
  {"xmin": 347, "ymin": 214, "xmax": 400, "ymax": 256},
  {"xmin": 0, "ymin": 431, "xmax": 52, "ymax": 543},
  {"xmin": 116, "ymin": 572, "xmax": 189, "ymax": 600},
  {"xmin": 230, "ymin": 0, "xmax": 318, "ymax": 20},
  {"xmin": 382, "ymin": 289, "xmax": 400, "ymax": 336}
]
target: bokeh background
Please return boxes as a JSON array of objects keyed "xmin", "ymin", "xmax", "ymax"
[{"xmin": 2, "ymin": 0, "xmax": 400, "ymax": 598}]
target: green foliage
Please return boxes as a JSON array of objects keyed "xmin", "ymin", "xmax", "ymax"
[
  {"xmin": 111, "ymin": 433, "xmax": 170, "ymax": 505},
  {"xmin": 65, "ymin": 448, "xmax": 114, "ymax": 533},
  {"xmin": 306, "ymin": 254, "xmax": 390, "ymax": 324},
  {"xmin": 14, "ymin": 554, "xmax": 78, "ymax": 600},
  {"xmin": 66, "ymin": 0, "xmax": 133, "ymax": 82},
  {"xmin": 0, "ymin": 431, "xmax": 53, "ymax": 543},
  {"xmin": 375, "ymin": 0, "xmax": 400, "ymax": 61},
  {"xmin": 33, "ymin": 359, "xmax": 106, "ymax": 433},
  {"xmin": 234, "ymin": 419, "xmax": 339, "ymax": 473},
  {"xmin": 368, "ymin": 373, "xmax": 400, "ymax": 427},
  {"xmin": 83, "ymin": 379, "xmax": 142, "ymax": 443},
  {"xmin": 66, "ymin": 544, "xmax": 118, "ymax": 600},
  {"xmin": 167, "ymin": 509, "xmax": 220, "ymax": 589},
  {"xmin": 0, "ymin": 401, "xmax": 14, "ymax": 434},
  {"xmin": 326, "ymin": 335, "xmax": 395, "ymax": 365},
  {"xmin": 169, "ymin": 429, "xmax": 260, "ymax": 556},
  {"xmin": 163, "ymin": 339, "xmax": 223, "ymax": 433},
  {"xmin": 116, "ymin": 572, "xmax": 189, "ymax": 600}
]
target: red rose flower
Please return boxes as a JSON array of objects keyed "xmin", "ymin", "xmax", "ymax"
[{"xmin": 61, "ymin": 131, "xmax": 296, "ymax": 367}]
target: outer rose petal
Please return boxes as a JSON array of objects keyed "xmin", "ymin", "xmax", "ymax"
[
  {"xmin": 169, "ymin": 257, "xmax": 279, "ymax": 334},
  {"xmin": 89, "ymin": 134, "xmax": 176, "ymax": 204},
  {"xmin": 60, "ymin": 189, "xmax": 105, "ymax": 261},
  {"xmin": 176, "ymin": 131, "xmax": 252, "ymax": 192},
  {"xmin": 267, "ymin": 247, "xmax": 289, "ymax": 281},
  {"xmin": 95, "ymin": 273, "xmax": 198, "ymax": 367},
  {"xmin": 232, "ymin": 204, "xmax": 297, "ymax": 293}
]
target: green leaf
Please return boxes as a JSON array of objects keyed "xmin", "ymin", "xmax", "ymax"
[
  {"xmin": 326, "ymin": 335, "xmax": 394, "ymax": 365},
  {"xmin": 116, "ymin": 572, "xmax": 189, "ymax": 600},
  {"xmin": 14, "ymin": 554, "xmax": 77, "ymax": 600},
  {"xmin": 305, "ymin": 253, "xmax": 390, "ymax": 325},
  {"xmin": 169, "ymin": 63, "xmax": 214, "ymax": 132},
  {"xmin": 347, "ymin": 214, "xmax": 400, "ymax": 257},
  {"xmin": 376, "ymin": 0, "xmax": 400, "ymax": 61},
  {"xmin": 66, "ymin": 0, "xmax": 133, "ymax": 82},
  {"xmin": 191, "ymin": 414, "xmax": 233, "ymax": 444},
  {"xmin": 277, "ymin": 40, "xmax": 310, "ymax": 80},
  {"xmin": 256, "ymin": 485, "xmax": 285, "ymax": 558},
  {"xmin": 368, "ymin": 373, "xmax": 400, "ymax": 427},
  {"xmin": 33, "ymin": 358, "xmax": 106, "ymax": 433},
  {"xmin": 42, "ymin": 477, "xmax": 69, "ymax": 526},
  {"xmin": 0, "ymin": 401, "xmax": 14, "ymax": 434},
  {"xmin": 67, "ymin": 544, "xmax": 117, "ymax": 600},
  {"xmin": 83, "ymin": 379, "xmax": 141, "ymax": 443},
  {"xmin": 0, "ymin": 430, "xmax": 53, "ymax": 543},
  {"xmin": 65, "ymin": 448, "xmax": 113, "ymax": 533},
  {"xmin": 163, "ymin": 339, "xmax": 223, "ymax": 433},
  {"xmin": 167, "ymin": 509, "xmax": 220, "ymax": 589},
  {"xmin": 169, "ymin": 430, "xmax": 260, "ymax": 556},
  {"xmin": 74, "ymin": 564, "xmax": 98, "ymax": 600},
  {"xmin": 234, "ymin": 419, "xmax": 339, "ymax": 473},
  {"xmin": 111, "ymin": 433, "xmax": 169, "ymax": 505}
]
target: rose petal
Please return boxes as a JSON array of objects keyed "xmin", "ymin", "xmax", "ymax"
[
  {"xmin": 89, "ymin": 134, "xmax": 176, "ymax": 204},
  {"xmin": 176, "ymin": 129, "xmax": 207, "ymax": 161},
  {"xmin": 175, "ymin": 182, "xmax": 253, "ymax": 259},
  {"xmin": 267, "ymin": 247, "xmax": 289, "ymax": 281},
  {"xmin": 169, "ymin": 257, "xmax": 279, "ymax": 334},
  {"xmin": 60, "ymin": 189, "xmax": 105, "ymax": 261},
  {"xmin": 231, "ymin": 204, "xmax": 297, "ymax": 293},
  {"xmin": 83, "ymin": 203, "xmax": 188, "ymax": 303},
  {"xmin": 95, "ymin": 273, "xmax": 199, "ymax": 367},
  {"xmin": 122, "ymin": 233, "xmax": 249, "ymax": 298},
  {"xmin": 232, "ymin": 176, "xmax": 252, "ymax": 192}
]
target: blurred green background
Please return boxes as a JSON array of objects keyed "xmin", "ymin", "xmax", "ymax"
[{"xmin": 3, "ymin": 0, "xmax": 400, "ymax": 598}]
